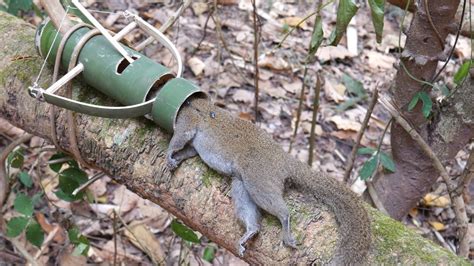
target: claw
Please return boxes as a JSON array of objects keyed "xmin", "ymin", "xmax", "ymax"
[{"xmin": 238, "ymin": 244, "xmax": 246, "ymax": 257}]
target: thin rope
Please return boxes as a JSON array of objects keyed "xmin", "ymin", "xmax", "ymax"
[{"xmin": 34, "ymin": 6, "xmax": 71, "ymax": 86}]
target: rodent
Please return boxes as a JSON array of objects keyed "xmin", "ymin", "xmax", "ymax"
[{"xmin": 166, "ymin": 97, "xmax": 371, "ymax": 264}]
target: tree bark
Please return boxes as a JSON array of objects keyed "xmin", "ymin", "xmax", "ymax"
[
  {"xmin": 369, "ymin": 0, "xmax": 474, "ymax": 220},
  {"xmin": 0, "ymin": 12, "xmax": 469, "ymax": 264}
]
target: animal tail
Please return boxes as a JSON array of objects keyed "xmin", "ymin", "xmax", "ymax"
[{"xmin": 289, "ymin": 162, "xmax": 371, "ymax": 265}]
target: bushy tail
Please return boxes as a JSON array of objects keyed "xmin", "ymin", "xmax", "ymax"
[{"xmin": 290, "ymin": 163, "xmax": 371, "ymax": 265}]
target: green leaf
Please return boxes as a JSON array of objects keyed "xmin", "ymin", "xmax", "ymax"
[
  {"xmin": 18, "ymin": 171, "xmax": 33, "ymax": 188},
  {"xmin": 453, "ymin": 61, "xmax": 471, "ymax": 85},
  {"xmin": 408, "ymin": 92, "xmax": 420, "ymax": 111},
  {"xmin": 203, "ymin": 245, "xmax": 216, "ymax": 262},
  {"xmin": 8, "ymin": 148, "xmax": 24, "ymax": 169},
  {"xmin": 359, "ymin": 156, "xmax": 378, "ymax": 180},
  {"xmin": 309, "ymin": 14, "xmax": 324, "ymax": 56},
  {"xmin": 380, "ymin": 152, "xmax": 396, "ymax": 172},
  {"xmin": 6, "ymin": 0, "xmax": 32, "ymax": 16},
  {"xmin": 170, "ymin": 219, "xmax": 200, "ymax": 243},
  {"xmin": 48, "ymin": 153, "xmax": 68, "ymax": 172},
  {"xmin": 328, "ymin": 0, "xmax": 359, "ymax": 45},
  {"xmin": 418, "ymin": 91, "xmax": 432, "ymax": 118},
  {"xmin": 68, "ymin": 227, "xmax": 90, "ymax": 255},
  {"xmin": 357, "ymin": 147, "xmax": 376, "ymax": 155},
  {"xmin": 342, "ymin": 74, "xmax": 366, "ymax": 97},
  {"xmin": 73, "ymin": 242, "xmax": 90, "ymax": 256},
  {"xmin": 26, "ymin": 222, "xmax": 44, "ymax": 247},
  {"xmin": 6, "ymin": 216, "xmax": 29, "ymax": 237},
  {"xmin": 14, "ymin": 193, "xmax": 34, "ymax": 216},
  {"xmin": 31, "ymin": 193, "xmax": 43, "ymax": 205},
  {"xmin": 59, "ymin": 168, "xmax": 88, "ymax": 195},
  {"xmin": 368, "ymin": 0, "xmax": 385, "ymax": 43}
]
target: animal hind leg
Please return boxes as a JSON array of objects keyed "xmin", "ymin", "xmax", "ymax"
[
  {"xmin": 232, "ymin": 178, "xmax": 261, "ymax": 256},
  {"xmin": 243, "ymin": 180, "xmax": 297, "ymax": 248}
]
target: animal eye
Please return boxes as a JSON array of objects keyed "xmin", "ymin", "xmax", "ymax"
[{"xmin": 210, "ymin": 112, "xmax": 216, "ymax": 118}]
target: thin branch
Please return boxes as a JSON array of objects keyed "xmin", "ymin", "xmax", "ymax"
[
  {"xmin": 343, "ymin": 89, "xmax": 379, "ymax": 183},
  {"xmin": 378, "ymin": 95, "xmax": 470, "ymax": 258},
  {"xmin": 251, "ymin": 0, "xmax": 260, "ymax": 122},
  {"xmin": 0, "ymin": 134, "xmax": 33, "ymax": 206},
  {"xmin": 308, "ymin": 74, "xmax": 322, "ymax": 166}
]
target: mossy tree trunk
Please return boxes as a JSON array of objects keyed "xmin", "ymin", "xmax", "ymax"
[{"xmin": 0, "ymin": 12, "xmax": 468, "ymax": 265}]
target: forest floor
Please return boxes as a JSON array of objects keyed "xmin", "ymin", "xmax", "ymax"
[{"xmin": 0, "ymin": 0, "xmax": 472, "ymax": 264}]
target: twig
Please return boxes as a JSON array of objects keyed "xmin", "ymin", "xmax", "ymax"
[
  {"xmin": 72, "ymin": 172, "xmax": 106, "ymax": 196},
  {"xmin": 251, "ymin": 0, "xmax": 260, "ymax": 122},
  {"xmin": 113, "ymin": 210, "xmax": 118, "ymax": 266},
  {"xmin": 9, "ymin": 238, "xmax": 37, "ymax": 266},
  {"xmin": 378, "ymin": 95, "xmax": 470, "ymax": 258},
  {"xmin": 134, "ymin": 0, "xmax": 192, "ymax": 51},
  {"xmin": 190, "ymin": 6, "xmax": 215, "ymax": 57},
  {"xmin": 34, "ymin": 225, "xmax": 60, "ymax": 259},
  {"xmin": 212, "ymin": 2, "xmax": 252, "ymax": 85},
  {"xmin": 366, "ymin": 180, "xmax": 389, "ymax": 215},
  {"xmin": 39, "ymin": 0, "xmax": 73, "ymax": 35},
  {"xmin": 423, "ymin": 0, "xmax": 445, "ymax": 50},
  {"xmin": 343, "ymin": 90, "xmax": 379, "ymax": 183},
  {"xmin": 308, "ymin": 74, "xmax": 322, "ymax": 166},
  {"xmin": 289, "ymin": 66, "xmax": 308, "ymax": 153},
  {"xmin": 0, "ymin": 134, "xmax": 33, "ymax": 206}
]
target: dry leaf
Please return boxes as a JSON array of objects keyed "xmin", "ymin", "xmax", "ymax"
[
  {"xmin": 217, "ymin": 0, "xmax": 239, "ymax": 5},
  {"xmin": 58, "ymin": 247, "xmax": 87, "ymax": 266},
  {"xmin": 258, "ymin": 55, "xmax": 290, "ymax": 71},
  {"xmin": 318, "ymin": 46, "xmax": 353, "ymax": 62},
  {"xmin": 365, "ymin": 51, "xmax": 396, "ymax": 69},
  {"xmin": 280, "ymin": 16, "xmax": 307, "ymax": 28},
  {"xmin": 281, "ymin": 78, "xmax": 302, "ymax": 94},
  {"xmin": 324, "ymin": 80, "xmax": 346, "ymax": 103},
  {"xmin": 331, "ymin": 130, "xmax": 357, "ymax": 141},
  {"xmin": 238, "ymin": 112, "xmax": 253, "ymax": 121},
  {"xmin": 113, "ymin": 185, "xmax": 140, "ymax": 213},
  {"xmin": 187, "ymin": 57, "xmax": 206, "ymax": 76},
  {"xmin": 124, "ymin": 222, "xmax": 165, "ymax": 263},
  {"xmin": 35, "ymin": 212, "xmax": 66, "ymax": 244},
  {"xmin": 233, "ymin": 89, "xmax": 254, "ymax": 103},
  {"xmin": 329, "ymin": 115, "xmax": 362, "ymax": 131},
  {"xmin": 191, "ymin": 2, "xmax": 208, "ymax": 15},
  {"xmin": 428, "ymin": 221, "xmax": 446, "ymax": 231},
  {"xmin": 423, "ymin": 193, "xmax": 451, "ymax": 208}
]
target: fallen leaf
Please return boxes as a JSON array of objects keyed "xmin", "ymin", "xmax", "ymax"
[
  {"xmin": 188, "ymin": 57, "xmax": 206, "ymax": 76},
  {"xmin": 329, "ymin": 115, "xmax": 362, "ymax": 131},
  {"xmin": 280, "ymin": 16, "xmax": 307, "ymax": 28},
  {"xmin": 318, "ymin": 46, "xmax": 353, "ymax": 62},
  {"xmin": 58, "ymin": 246, "xmax": 87, "ymax": 266},
  {"xmin": 258, "ymin": 55, "xmax": 290, "ymax": 71},
  {"xmin": 331, "ymin": 130, "xmax": 357, "ymax": 141},
  {"xmin": 191, "ymin": 2, "xmax": 208, "ymax": 15},
  {"xmin": 124, "ymin": 222, "xmax": 165, "ymax": 263},
  {"xmin": 233, "ymin": 89, "xmax": 254, "ymax": 103},
  {"xmin": 365, "ymin": 50, "xmax": 396, "ymax": 69},
  {"xmin": 238, "ymin": 112, "xmax": 253, "ymax": 121},
  {"xmin": 281, "ymin": 78, "xmax": 302, "ymax": 94},
  {"xmin": 428, "ymin": 221, "xmax": 446, "ymax": 231},
  {"xmin": 112, "ymin": 185, "xmax": 141, "ymax": 213},
  {"xmin": 324, "ymin": 79, "xmax": 346, "ymax": 103},
  {"xmin": 423, "ymin": 193, "xmax": 451, "ymax": 208},
  {"xmin": 35, "ymin": 212, "xmax": 66, "ymax": 244}
]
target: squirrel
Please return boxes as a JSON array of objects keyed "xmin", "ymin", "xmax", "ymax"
[{"xmin": 166, "ymin": 97, "xmax": 371, "ymax": 265}]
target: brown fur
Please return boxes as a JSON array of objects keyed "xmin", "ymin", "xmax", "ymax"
[{"xmin": 167, "ymin": 97, "xmax": 371, "ymax": 264}]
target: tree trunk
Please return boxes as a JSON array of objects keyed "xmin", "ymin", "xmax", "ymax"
[
  {"xmin": 368, "ymin": 0, "xmax": 474, "ymax": 219},
  {"xmin": 0, "ymin": 12, "xmax": 469, "ymax": 264}
]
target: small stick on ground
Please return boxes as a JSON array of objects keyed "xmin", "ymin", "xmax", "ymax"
[
  {"xmin": 343, "ymin": 89, "xmax": 379, "ymax": 183},
  {"xmin": 308, "ymin": 74, "xmax": 322, "ymax": 166},
  {"xmin": 251, "ymin": 0, "xmax": 260, "ymax": 122},
  {"xmin": 378, "ymin": 95, "xmax": 470, "ymax": 258},
  {"xmin": 0, "ymin": 134, "xmax": 33, "ymax": 207}
]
